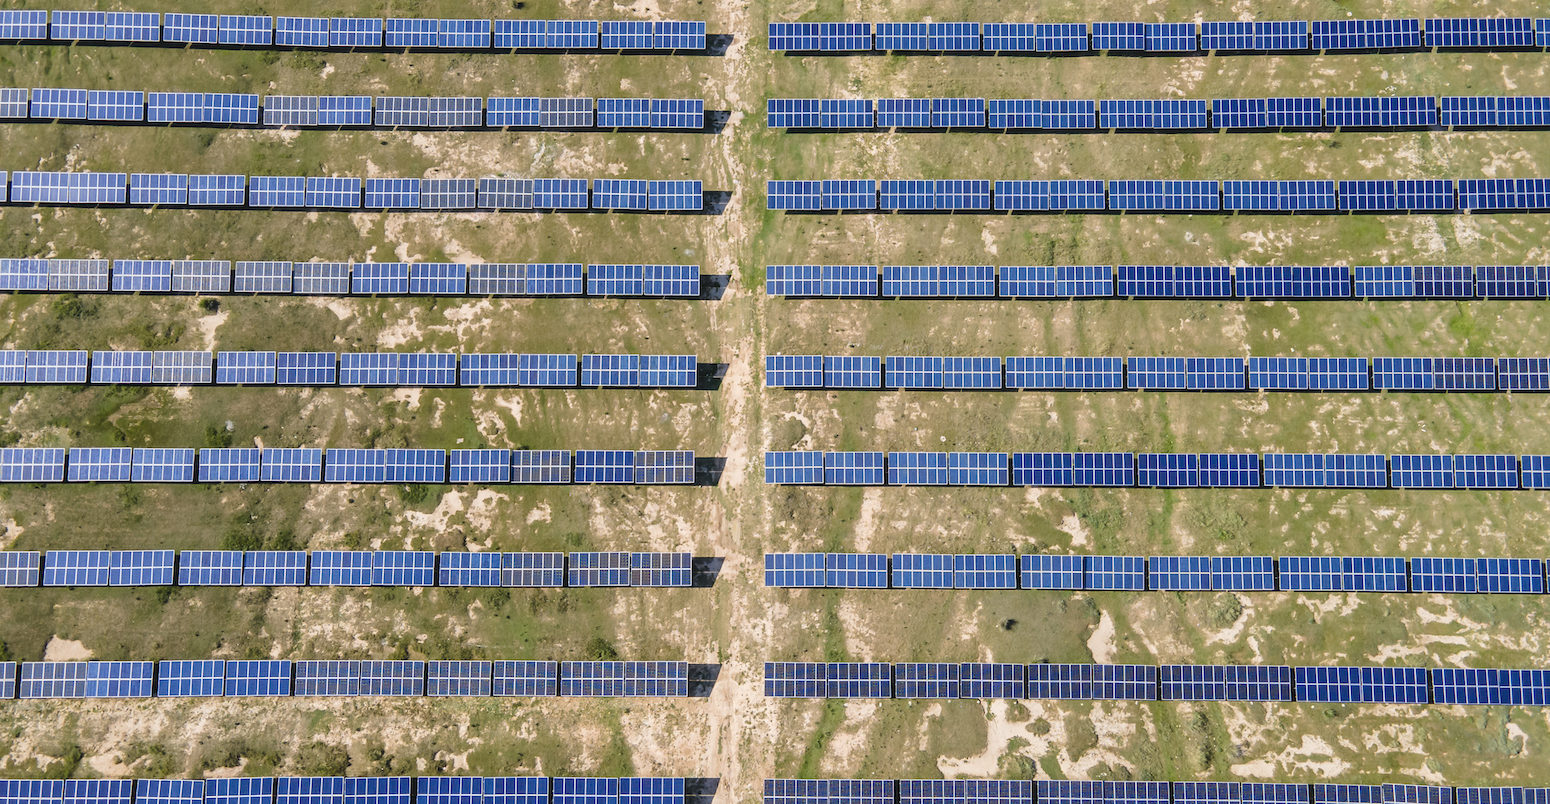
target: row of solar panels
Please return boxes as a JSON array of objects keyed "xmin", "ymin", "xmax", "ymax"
[
  {"xmin": 766, "ymin": 178, "xmax": 1547, "ymax": 212},
  {"xmin": 765, "ymin": 355, "xmax": 1545, "ymax": 392},
  {"xmin": 0, "ymin": 259, "xmax": 700, "ymax": 296},
  {"xmin": 763, "ymin": 553, "xmax": 1543, "ymax": 594},
  {"xmin": 763, "ymin": 264, "xmax": 1550, "ymax": 299},
  {"xmin": 0, "ymin": 659, "xmax": 689, "ymax": 699},
  {"xmin": 0, "ymin": 550, "xmax": 694, "ymax": 588},
  {"xmin": 764, "ymin": 779, "xmax": 1541, "ymax": 804},
  {"xmin": 0, "ymin": 11, "xmax": 707, "ymax": 50},
  {"xmin": 768, "ymin": 18, "xmax": 1550, "ymax": 53},
  {"xmin": 0, "ymin": 172, "xmax": 705, "ymax": 211},
  {"xmin": 763, "ymin": 661, "xmax": 1550, "ymax": 704},
  {"xmin": 763, "ymin": 451, "xmax": 1550, "ymax": 489},
  {"xmin": 0, "ymin": 350, "xmax": 701, "ymax": 388},
  {"xmin": 0, "ymin": 447, "xmax": 696, "ymax": 485},
  {"xmin": 3, "ymin": 89, "xmax": 706, "ymax": 130},
  {"xmin": 767, "ymin": 96, "xmax": 1550, "ymax": 131},
  {"xmin": 0, "ymin": 778, "xmax": 687, "ymax": 804}
]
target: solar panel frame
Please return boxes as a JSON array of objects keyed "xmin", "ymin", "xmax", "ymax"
[
  {"xmin": 894, "ymin": 663, "xmax": 960, "ymax": 699},
  {"xmin": 765, "ymin": 451, "xmax": 824, "ymax": 485},
  {"xmin": 0, "ymin": 447, "xmax": 66, "ymax": 482},
  {"xmin": 67, "ymin": 446, "xmax": 133, "ymax": 482},
  {"xmin": 156, "ymin": 659, "xmax": 225, "ymax": 697},
  {"xmin": 243, "ymin": 550, "xmax": 308, "ymax": 585},
  {"xmin": 1086, "ymin": 555, "xmax": 1145, "ymax": 590},
  {"xmin": 825, "ymin": 552, "xmax": 888, "ymax": 589},
  {"xmin": 178, "ymin": 549, "xmax": 245, "ymax": 584},
  {"xmin": 825, "ymin": 662, "xmax": 892, "ymax": 698},
  {"xmin": 224, "ymin": 659, "xmax": 292, "ymax": 696}
]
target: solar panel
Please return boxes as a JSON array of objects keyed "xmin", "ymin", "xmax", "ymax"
[
  {"xmin": 630, "ymin": 552, "xmax": 692, "ymax": 587},
  {"xmin": 1237, "ymin": 265, "xmax": 1352, "ymax": 298},
  {"xmin": 306, "ymin": 176, "xmax": 362, "ymax": 209},
  {"xmin": 178, "ymin": 549, "xmax": 245, "ymax": 584},
  {"xmin": 1005, "ymin": 357, "xmax": 1124, "ymax": 390},
  {"xmin": 294, "ymin": 660, "xmax": 362, "ymax": 696},
  {"xmin": 1145, "ymin": 22, "xmax": 1197, "ymax": 51},
  {"xmin": 385, "ymin": 17, "xmax": 437, "ymax": 48},
  {"xmin": 765, "ymin": 451, "xmax": 824, "ymax": 485},
  {"xmin": 634, "ymin": 449, "xmax": 694, "ymax": 484},
  {"xmin": 1086, "ymin": 555, "xmax": 1145, "ymax": 590},
  {"xmin": 893, "ymin": 663, "xmax": 960, "ymax": 699},
  {"xmin": 508, "ymin": 450, "xmax": 570, "ymax": 484},
  {"xmin": 486, "ymin": 660, "xmax": 557, "ymax": 696},
  {"xmin": 1412, "ymin": 556, "xmax": 1478, "ymax": 593},
  {"xmin": 46, "ymin": 259, "xmax": 110, "ymax": 292},
  {"xmin": 310, "ymin": 550, "xmax": 371, "ymax": 585},
  {"xmin": 356, "ymin": 662, "xmax": 424, "ymax": 696},
  {"xmin": 220, "ymin": 660, "xmax": 292, "ymax": 697},
  {"xmin": 1092, "ymin": 21, "xmax": 1145, "ymax": 50},
  {"xmin": 1455, "ymin": 454, "xmax": 1517, "ymax": 488},
  {"xmin": 1117, "ymin": 265, "xmax": 1233, "ymax": 298},
  {"xmin": 561, "ymin": 660, "xmax": 688, "ymax": 697},
  {"xmin": 568, "ymin": 551, "xmax": 630, "ymax": 587},
  {"xmin": 888, "ymin": 451, "xmax": 948, "ymax": 485},
  {"xmin": 0, "ymin": 447, "xmax": 65, "ymax": 482},
  {"xmin": 826, "ymin": 552, "xmax": 887, "ymax": 589},
  {"xmin": 1477, "ymin": 557, "xmax": 1545, "ymax": 594},
  {"xmin": 951, "ymin": 553, "xmax": 1015, "ymax": 588},
  {"xmin": 1354, "ymin": 265, "xmax": 1474, "ymax": 298},
  {"xmin": 156, "ymin": 659, "xmax": 224, "ymax": 697},
  {"xmin": 0, "ymin": 258, "xmax": 47, "ymax": 291},
  {"xmin": 1312, "ymin": 18, "xmax": 1423, "ymax": 50},
  {"xmin": 0, "ymin": 10, "xmax": 47, "ymax": 41},
  {"xmin": 826, "ymin": 662, "xmax": 892, "ymax": 698},
  {"xmin": 1383, "ymin": 787, "xmax": 1452, "ymax": 804},
  {"xmin": 249, "ymin": 175, "xmax": 307, "ymax": 207},
  {"xmin": 763, "ymin": 661, "xmax": 825, "ymax": 697},
  {"xmin": 1199, "ymin": 453, "xmax": 1260, "ymax": 487},
  {"xmin": 943, "ymin": 356, "xmax": 1001, "ymax": 388},
  {"xmin": 82, "ymin": 660, "xmax": 155, "ymax": 697},
  {"xmin": 886, "ymin": 356, "xmax": 944, "ymax": 389},
  {"xmin": 764, "ymin": 553, "xmax": 825, "ymax": 588},
  {"xmin": 10, "ymin": 171, "xmax": 128, "ymax": 205},
  {"xmin": 1210, "ymin": 555, "xmax": 1275, "ymax": 590},
  {"xmin": 1344, "ymin": 556, "xmax": 1409, "ymax": 592},
  {"xmin": 68, "ymin": 447, "xmax": 133, "ymax": 482},
  {"xmin": 243, "ymin": 550, "xmax": 307, "ymax": 585},
  {"xmin": 947, "ymin": 451, "xmax": 1008, "ymax": 485},
  {"xmin": 112, "ymin": 260, "xmax": 173, "ymax": 292},
  {"xmin": 1150, "ymin": 555, "xmax": 1211, "ymax": 589},
  {"xmin": 128, "ymin": 448, "xmax": 195, "ymax": 483},
  {"xmin": 372, "ymin": 550, "xmax": 436, "ymax": 586},
  {"xmin": 1110, "ymin": 179, "xmax": 1219, "ymax": 210},
  {"xmin": 363, "ymin": 178, "xmax": 421, "ymax": 209},
  {"xmin": 1128, "ymin": 356, "xmax": 1187, "ymax": 390},
  {"xmin": 820, "ymin": 451, "xmax": 882, "ymax": 485},
  {"xmin": 1017, "ymin": 554, "xmax": 1082, "ymax": 590},
  {"xmin": 1262, "ymin": 453, "xmax": 1387, "ymax": 488},
  {"xmin": 338, "ymin": 352, "xmax": 401, "ymax": 384},
  {"xmin": 87, "ymin": 90, "xmax": 143, "ymax": 122}
]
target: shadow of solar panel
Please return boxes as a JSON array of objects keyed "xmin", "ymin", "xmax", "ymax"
[
  {"xmin": 491, "ymin": 660, "xmax": 558, "ymax": 696},
  {"xmin": 371, "ymin": 550, "xmax": 436, "ymax": 586},
  {"xmin": 178, "ymin": 549, "xmax": 244, "ymax": 584},
  {"xmin": 765, "ymin": 552, "xmax": 826, "ymax": 587},
  {"xmin": 156, "ymin": 659, "xmax": 224, "ymax": 697},
  {"xmin": 825, "ymin": 552, "xmax": 887, "ymax": 588},
  {"xmin": 825, "ymin": 662, "xmax": 891, "ymax": 698},
  {"xmin": 764, "ymin": 661, "xmax": 826, "ymax": 697}
]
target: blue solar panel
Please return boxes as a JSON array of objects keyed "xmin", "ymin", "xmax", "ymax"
[
  {"xmin": 888, "ymin": 451, "xmax": 949, "ymax": 485},
  {"xmin": 826, "ymin": 552, "xmax": 888, "ymax": 588},
  {"xmin": 948, "ymin": 452, "xmax": 1008, "ymax": 485},
  {"xmin": 894, "ymin": 663, "xmax": 959, "ymax": 699},
  {"xmin": 310, "ymin": 550, "xmax": 372, "ymax": 585},
  {"xmin": 1341, "ymin": 556, "xmax": 1408, "ymax": 591},
  {"xmin": 89, "ymin": 90, "xmax": 144, "ymax": 122},
  {"xmin": 0, "ymin": 447, "xmax": 66, "ymax": 482},
  {"xmin": 1110, "ymin": 179, "xmax": 1219, "ymax": 210},
  {"xmin": 1018, "ymin": 554, "xmax": 1083, "ymax": 590},
  {"xmin": 766, "ymin": 180, "xmax": 821, "ymax": 211},
  {"xmin": 0, "ymin": 551, "xmax": 40, "ymax": 586},
  {"xmin": 953, "ymin": 663, "xmax": 1023, "ymax": 699},
  {"xmin": 490, "ymin": 660, "xmax": 556, "ymax": 695},
  {"xmin": 826, "ymin": 662, "xmax": 892, "ymax": 698},
  {"xmin": 765, "ymin": 451, "xmax": 824, "ymax": 485},
  {"xmin": 83, "ymin": 660, "xmax": 154, "ymax": 697},
  {"xmin": 1477, "ymin": 557, "xmax": 1545, "ymax": 594},
  {"xmin": 885, "ymin": 553, "xmax": 949, "ymax": 589},
  {"xmin": 68, "ymin": 446, "xmax": 133, "ymax": 482},
  {"xmin": 17, "ymin": 661, "xmax": 87, "ymax": 697},
  {"xmin": 294, "ymin": 660, "xmax": 361, "ymax": 696},
  {"xmin": 1145, "ymin": 22, "xmax": 1197, "ymax": 51},
  {"xmin": 1211, "ymin": 555, "xmax": 1276, "ymax": 590},
  {"xmin": 0, "ymin": 10, "xmax": 48, "ymax": 41},
  {"xmin": 824, "ymin": 451, "xmax": 886, "ymax": 485},
  {"xmin": 1223, "ymin": 178, "xmax": 1338, "ymax": 211},
  {"xmin": 955, "ymin": 553, "xmax": 1016, "ymax": 588},
  {"xmin": 1116, "ymin": 265, "xmax": 1232, "ymax": 298},
  {"xmin": 1128, "ymin": 356, "xmax": 1187, "ymax": 390},
  {"xmin": 768, "ymin": 22, "xmax": 819, "ymax": 51},
  {"xmin": 131, "ymin": 448, "xmax": 195, "ymax": 483},
  {"xmin": 364, "ymin": 177, "xmax": 421, "ymax": 209},
  {"xmin": 1092, "ymin": 21, "xmax": 1146, "ymax": 51},
  {"xmin": 11, "ymin": 171, "xmax": 127, "ymax": 205},
  {"xmin": 762, "ymin": 662, "xmax": 827, "ymax": 697},
  {"xmin": 373, "ymin": 550, "xmax": 436, "ymax": 586},
  {"xmin": 1150, "ymin": 555, "xmax": 1211, "ymax": 589},
  {"xmin": 1262, "ymin": 453, "xmax": 1386, "ymax": 488},
  {"xmin": 1238, "ymin": 265, "xmax": 1351, "ymax": 298},
  {"xmin": 1477, "ymin": 265, "xmax": 1548, "ymax": 298},
  {"xmin": 822, "ymin": 179, "xmax": 877, "ymax": 210},
  {"xmin": 156, "ymin": 659, "xmax": 224, "ymax": 697},
  {"xmin": 943, "ymin": 356, "xmax": 1001, "ymax": 389},
  {"xmin": 1312, "ymin": 18, "xmax": 1423, "ymax": 50},
  {"xmin": 765, "ymin": 553, "xmax": 825, "ymax": 588},
  {"xmin": 876, "ymin": 98, "xmax": 932, "ymax": 128},
  {"xmin": 221, "ymin": 660, "xmax": 291, "ymax": 697},
  {"xmin": 356, "ymin": 663, "xmax": 424, "ymax": 696},
  {"xmin": 766, "ymin": 355, "xmax": 823, "ymax": 388},
  {"xmin": 932, "ymin": 97, "xmax": 986, "ymax": 128},
  {"xmin": 1087, "ymin": 555, "xmax": 1145, "ymax": 590},
  {"xmin": 249, "ymin": 175, "xmax": 307, "ymax": 207},
  {"xmin": 1327, "ymin": 96, "xmax": 1437, "ymax": 128},
  {"xmin": 243, "ymin": 551, "xmax": 307, "ymax": 585},
  {"xmin": 1455, "ymin": 454, "xmax": 1517, "ymax": 488},
  {"xmin": 1004, "ymin": 356, "xmax": 1123, "ymax": 390},
  {"xmin": 178, "ymin": 549, "xmax": 245, "ymax": 585},
  {"xmin": 1427, "ymin": 17, "xmax": 1535, "ymax": 48}
]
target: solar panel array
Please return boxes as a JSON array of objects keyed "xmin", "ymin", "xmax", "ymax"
[
  {"xmin": 763, "ymin": 781, "xmax": 1526, "ymax": 804},
  {"xmin": 3, "ymin": 550, "xmax": 693, "ymax": 589},
  {"xmin": 0, "ymin": 259, "xmax": 700, "ymax": 297},
  {"xmin": 0, "ymin": 447, "xmax": 695, "ymax": 485},
  {"xmin": 767, "ymin": 354, "xmax": 1550, "ymax": 392},
  {"xmin": 761, "ymin": 553, "xmax": 1545, "ymax": 595},
  {"xmin": 766, "ymin": 179, "xmax": 1543, "ymax": 213},
  {"xmin": 769, "ymin": 94, "xmax": 1550, "ymax": 131},
  {"xmin": 0, "ymin": 350, "xmax": 697, "ymax": 388},
  {"xmin": 766, "ymin": 450, "xmax": 1550, "ymax": 489},
  {"xmin": 3, "ymin": 88, "xmax": 706, "ymax": 130},
  {"xmin": 0, "ymin": 173, "xmax": 704, "ymax": 212},
  {"xmin": 765, "ymin": 265, "xmax": 1550, "ymax": 298},
  {"xmin": 0, "ymin": 12, "xmax": 706, "ymax": 50},
  {"xmin": 0, "ymin": 777, "xmax": 690, "ymax": 804},
  {"xmin": 764, "ymin": 661, "xmax": 1550, "ymax": 704},
  {"xmin": 4, "ymin": 660, "xmax": 689, "ymax": 699},
  {"xmin": 769, "ymin": 17, "xmax": 1549, "ymax": 52}
]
